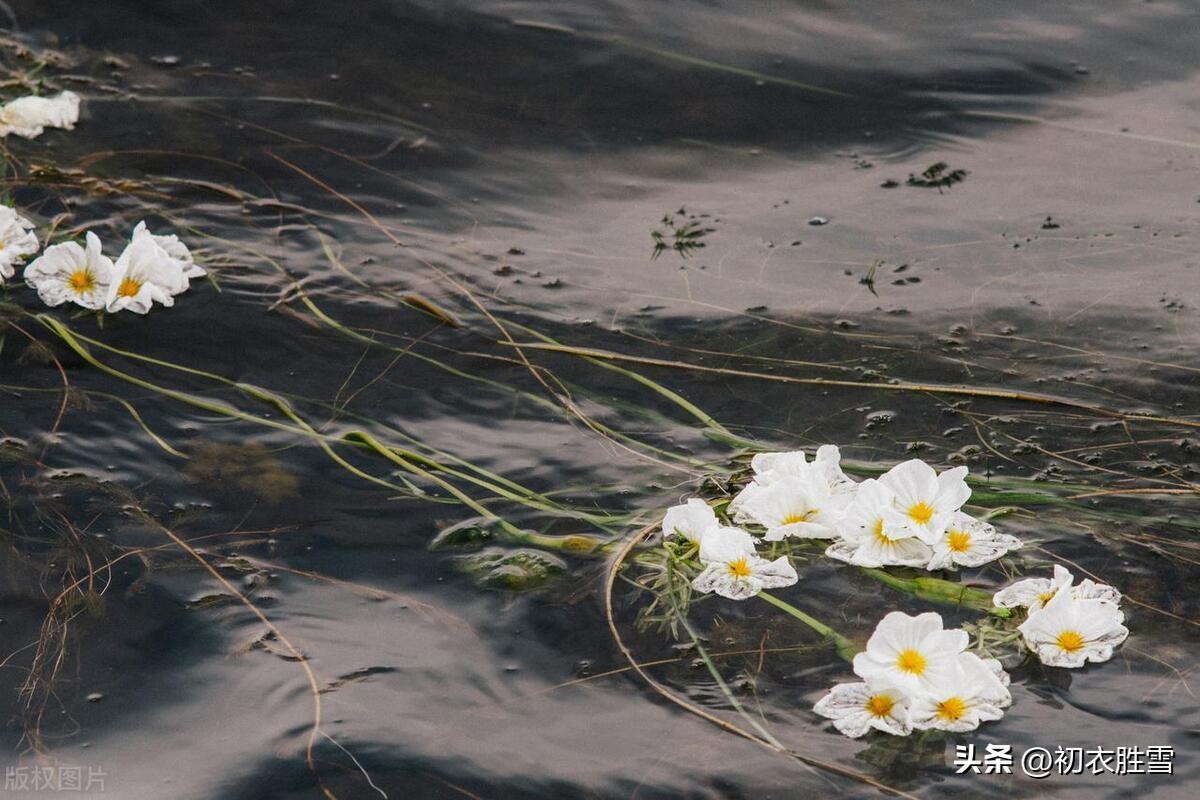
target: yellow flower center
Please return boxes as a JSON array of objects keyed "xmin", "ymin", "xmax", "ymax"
[
  {"xmin": 895, "ymin": 648, "xmax": 927, "ymax": 675},
  {"xmin": 68, "ymin": 269, "xmax": 95, "ymax": 293},
  {"xmin": 936, "ymin": 696, "xmax": 967, "ymax": 721},
  {"xmin": 781, "ymin": 509, "xmax": 817, "ymax": 525},
  {"xmin": 1056, "ymin": 630, "xmax": 1085, "ymax": 653},
  {"xmin": 872, "ymin": 517, "xmax": 893, "ymax": 544},
  {"xmin": 947, "ymin": 528, "xmax": 972, "ymax": 552},
  {"xmin": 907, "ymin": 501, "xmax": 934, "ymax": 525},
  {"xmin": 727, "ymin": 557, "xmax": 752, "ymax": 578},
  {"xmin": 864, "ymin": 694, "xmax": 895, "ymax": 717},
  {"xmin": 117, "ymin": 277, "xmax": 143, "ymax": 298},
  {"xmin": 1038, "ymin": 591, "xmax": 1057, "ymax": 606}
]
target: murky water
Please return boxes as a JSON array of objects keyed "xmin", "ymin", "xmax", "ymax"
[{"xmin": 1, "ymin": 2, "xmax": 1197, "ymax": 798}]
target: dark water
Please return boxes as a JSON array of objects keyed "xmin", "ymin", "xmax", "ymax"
[{"xmin": 1, "ymin": 2, "xmax": 1198, "ymax": 798}]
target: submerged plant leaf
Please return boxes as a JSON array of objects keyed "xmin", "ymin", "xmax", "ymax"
[
  {"xmin": 0, "ymin": 437, "xmax": 30, "ymax": 463},
  {"xmin": 430, "ymin": 517, "xmax": 498, "ymax": 550},
  {"xmin": 455, "ymin": 547, "xmax": 567, "ymax": 591},
  {"xmin": 185, "ymin": 441, "xmax": 300, "ymax": 503}
]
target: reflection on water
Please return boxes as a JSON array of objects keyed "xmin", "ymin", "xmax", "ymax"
[{"xmin": 1, "ymin": 1, "xmax": 1197, "ymax": 798}]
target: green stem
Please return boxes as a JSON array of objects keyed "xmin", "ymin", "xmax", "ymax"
[
  {"xmin": 861, "ymin": 569, "xmax": 1011, "ymax": 618},
  {"xmin": 667, "ymin": 559, "xmax": 785, "ymax": 749},
  {"xmin": 757, "ymin": 591, "xmax": 858, "ymax": 662}
]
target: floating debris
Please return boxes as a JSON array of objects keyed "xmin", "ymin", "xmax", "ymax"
[
  {"xmin": 906, "ymin": 162, "xmax": 968, "ymax": 191},
  {"xmin": 859, "ymin": 259, "xmax": 882, "ymax": 295},
  {"xmin": 651, "ymin": 208, "xmax": 715, "ymax": 259}
]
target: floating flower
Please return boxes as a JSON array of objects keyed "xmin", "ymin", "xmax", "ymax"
[
  {"xmin": 23, "ymin": 232, "xmax": 114, "ymax": 310},
  {"xmin": 878, "ymin": 459, "xmax": 970, "ymax": 544},
  {"xmin": 852, "ymin": 611, "xmax": 969, "ymax": 693},
  {"xmin": 729, "ymin": 445, "xmax": 856, "ymax": 523},
  {"xmin": 909, "ymin": 652, "xmax": 1012, "ymax": 732},
  {"xmin": 132, "ymin": 221, "xmax": 205, "ymax": 282},
  {"xmin": 826, "ymin": 478, "xmax": 932, "ymax": 567},
  {"xmin": 0, "ymin": 206, "xmax": 39, "ymax": 284},
  {"xmin": 813, "ymin": 679, "xmax": 913, "ymax": 738},
  {"xmin": 733, "ymin": 474, "xmax": 849, "ymax": 540},
  {"xmin": 106, "ymin": 235, "xmax": 187, "ymax": 313},
  {"xmin": 0, "ymin": 91, "xmax": 81, "ymax": 139},
  {"xmin": 925, "ymin": 511, "xmax": 1022, "ymax": 570},
  {"xmin": 992, "ymin": 564, "xmax": 1120, "ymax": 612},
  {"xmin": 691, "ymin": 530, "xmax": 797, "ymax": 600},
  {"xmin": 748, "ymin": 444, "xmax": 856, "ymax": 494},
  {"xmin": 1017, "ymin": 587, "xmax": 1128, "ymax": 668},
  {"xmin": 661, "ymin": 498, "xmax": 719, "ymax": 544}
]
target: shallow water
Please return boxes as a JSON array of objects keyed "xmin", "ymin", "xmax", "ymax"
[{"xmin": 1, "ymin": 1, "xmax": 1198, "ymax": 798}]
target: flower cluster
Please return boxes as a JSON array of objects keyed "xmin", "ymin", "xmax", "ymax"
[
  {"xmin": 995, "ymin": 565, "xmax": 1128, "ymax": 668},
  {"xmin": 745, "ymin": 449, "xmax": 1023, "ymax": 569},
  {"xmin": 0, "ymin": 91, "xmax": 80, "ymax": 139},
  {"xmin": 0, "ymin": 92, "xmax": 201, "ymax": 313},
  {"xmin": 1, "ymin": 210, "xmax": 202, "ymax": 314},
  {"xmin": 664, "ymin": 447, "xmax": 1022, "ymax": 590},
  {"xmin": 814, "ymin": 611, "xmax": 1011, "ymax": 736},
  {"xmin": 659, "ymin": 445, "xmax": 1132, "ymax": 742}
]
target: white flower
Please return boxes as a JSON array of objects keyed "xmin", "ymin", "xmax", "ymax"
[
  {"xmin": 696, "ymin": 525, "xmax": 757, "ymax": 563},
  {"xmin": 106, "ymin": 235, "xmax": 186, "ymax": 313},
  {"xmin": 0, "ymin": 206, "xmax": 39, "ymax": 283},
  {"xmin": 813, "ymin": 680, "xmax": 912, "ymax": 738},
  {"xmin": 733, "ymin": 474, "xmax": 849, "ymax": 540},
  {"xmin": 691, "ymin": 531, "xmax": 797, "ymax": 600},
  {"xmin": 825, "ymin": 479, "xmax": 932, "ymax": 567},
  {"xmin": 925, "ymin": 511, "xmax": 1022, "ymax": 570},
  {"xmin": 23, "ymin": 232, "xmax": 114, "ymax": 310},
  {"xmin": 749, "ymin": 444, "xmax": 856, "ymax": 493},
  {"xmin": 661, "ymin": 498, "xmax": 719, "ymax": 544},
  {"xmin": 0, "ymin": 91, "xmax": 81, "ymax": 139},
  {"xmin": 1017, "ymin": 587, "xmax": 1129, "ymax": 668},
  {"xmin": 729, "ymin": 445, "xmax": 856, "ymax": 522},
  {"xmin": 132, "ymin": 221, "xmax": 204, "ymax": 281},
  {"xmin": 910, "ymin": 652, "xmax": 1011, "ymax": 732},
  {"xmin": 878, "ymin": 459, "xmax": 970, "ymax": 545},
  {"xmin": 993, "ymin": 565, "xmax": 1121, "ymax": 612},
  {"xmin": 852, "ymin": 611, "xmax": 969, "ymax": 694}
]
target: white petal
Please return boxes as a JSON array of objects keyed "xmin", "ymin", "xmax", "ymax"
[
  {"xmin": 691, "ymin": 564, "xmax": 760, "ymax": 600},
  {"xmin": 697, "ymin": 526, "xmax": 757, "ymax": 564},
  {"xmin": 879, "ymin": 459, "xmax": 937, "ymax": 504},
  {"xmin": 824, "ymin": 539, "xmax": 859, "ymax": 564},
  {"xmin": 753, "ymin": 556, "xmax": 798, "ymax": 589},
  {"xmin": 661, "ymin": 498, "xmax": 718, "ymax": 543},
  {"xmin": 992, "ymin": 577, "xmax": 1052, "ymax": 609},
  {"xmin": 813, "ymin": 682, "xmax": 869, "ymax": 719},
  {"xmin": 933, "ymin": 465, "xmax": 971, "ymax": 511},
  {"xmin": 1075, "ymin": 578, "xmax": 1121, "ymax": 605}
]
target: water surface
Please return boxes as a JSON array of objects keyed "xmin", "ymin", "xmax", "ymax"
[{"xmin": 1, "ymin": 2, "xmax": 1198, "ymax": 798}]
